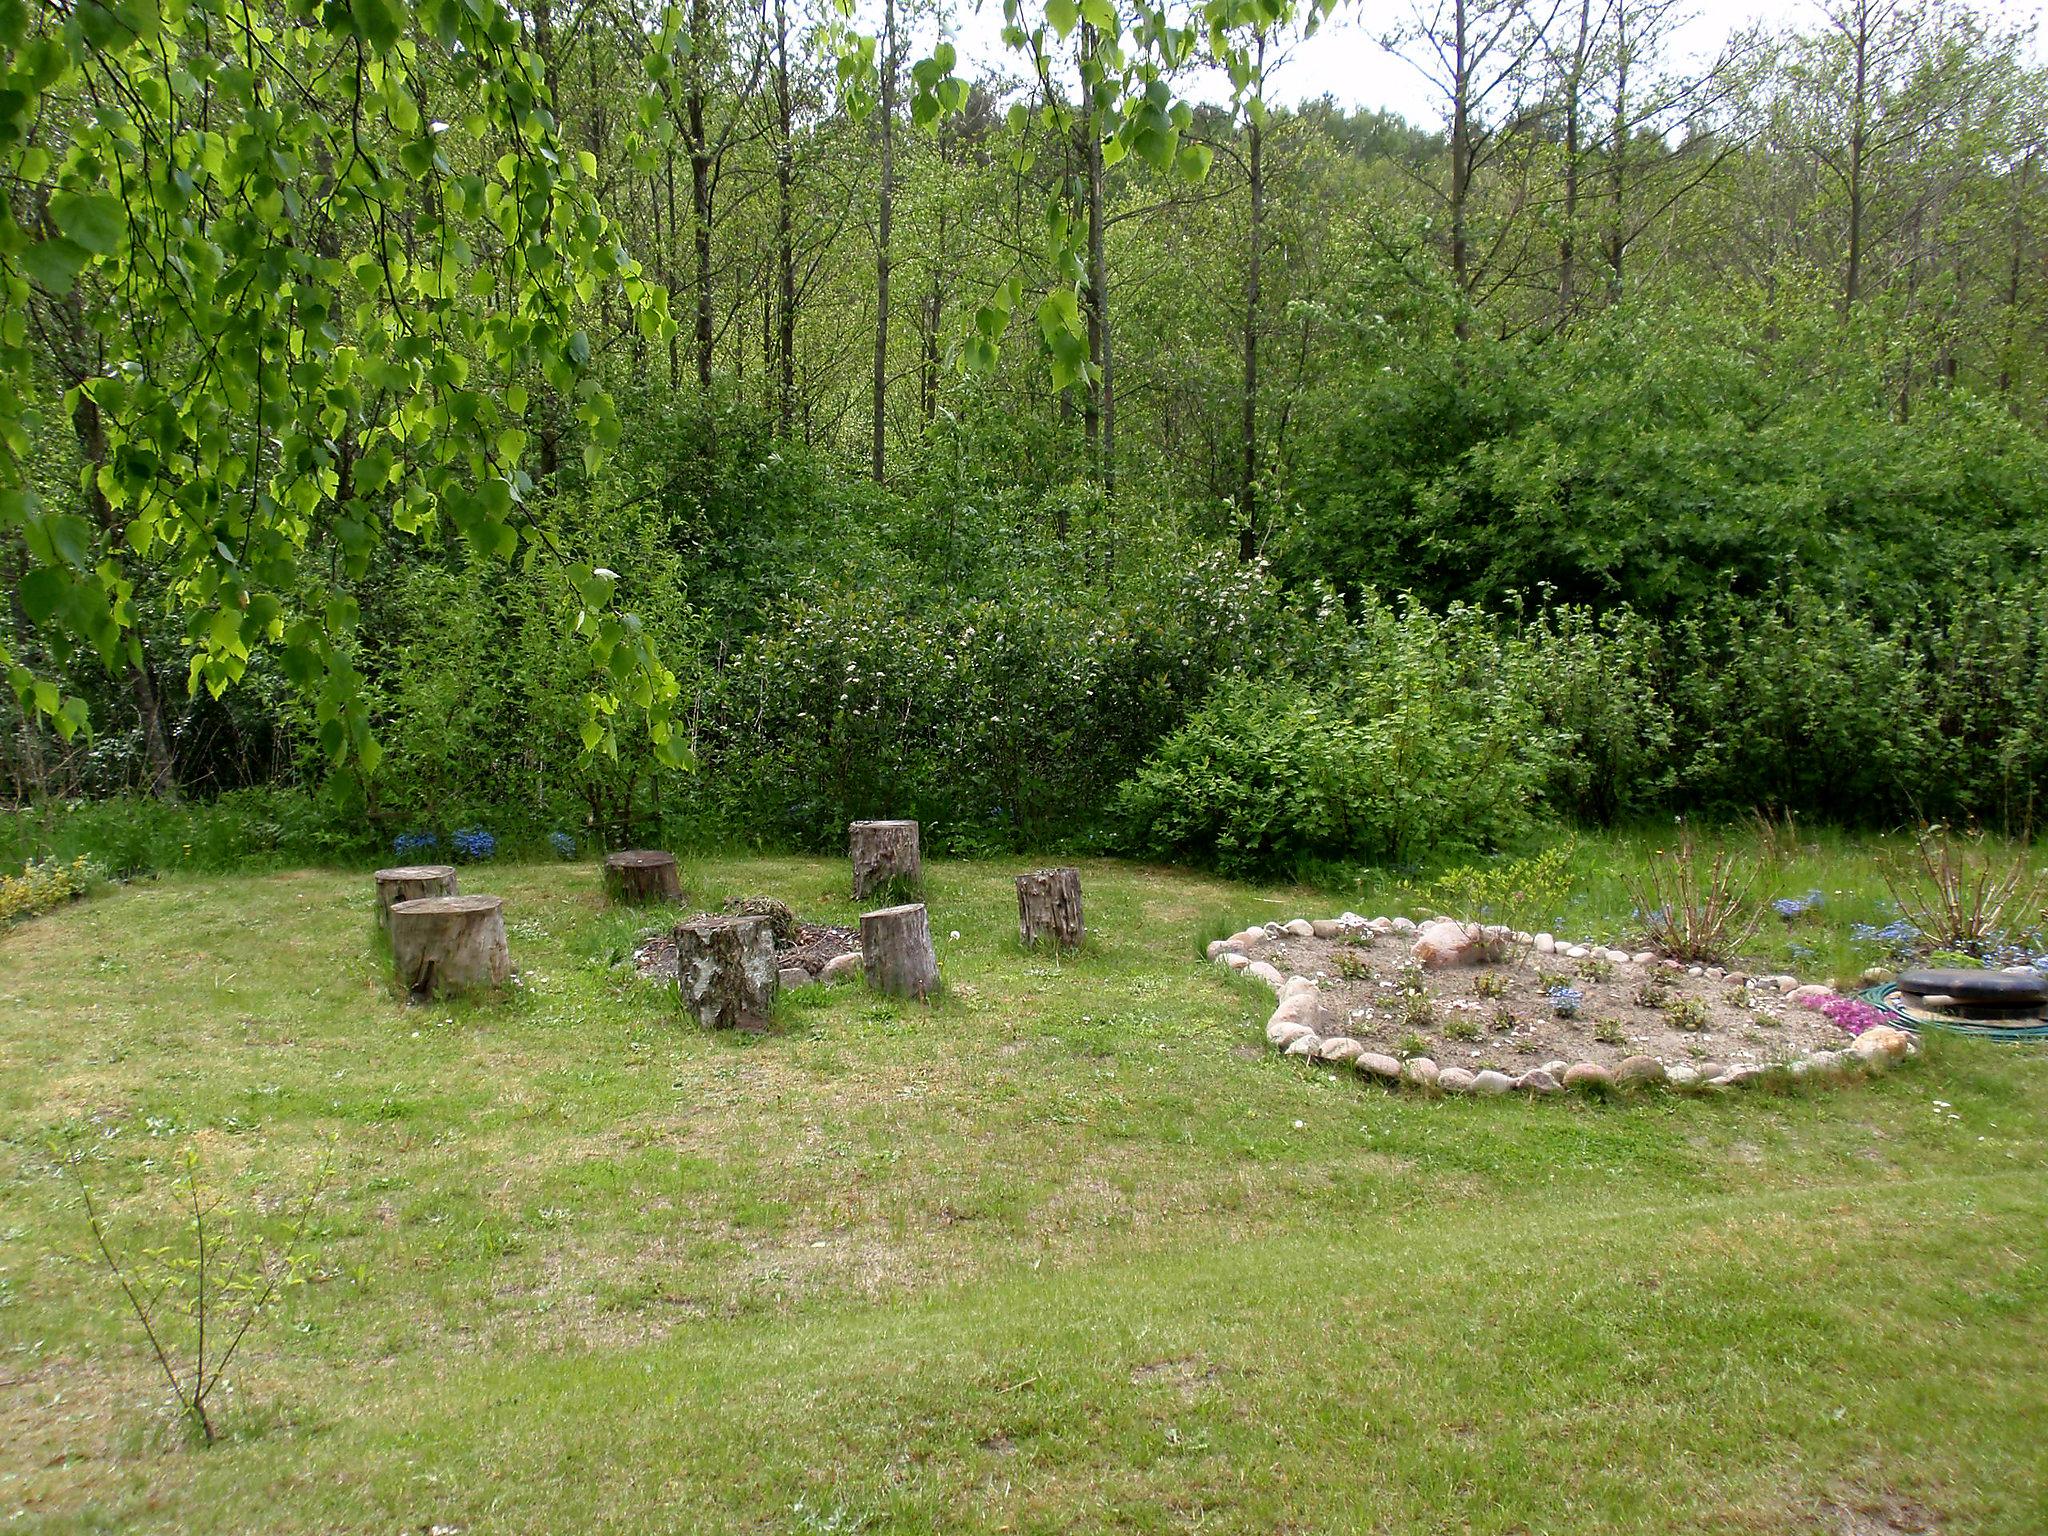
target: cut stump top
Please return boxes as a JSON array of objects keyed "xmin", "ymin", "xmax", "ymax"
[
  {"xmin": 861, "ymin": 902, "xmax": 927, "ymax": 921},
  {"xmin": 850, "ymin": 819, "xmax": 918, "ymax": 832},
  {"xmin": 605, "ymin": 849, "xmax": 678, "ymax": 868},
  {"xmin": 390, "ymin": 895, "xmax": 504, "ymax": 918},
  {"xmin": 375, "ymin": 864, "xmax": 458, "ymax": 882},
  {"xmin": 1898, "ymin": 967, "xmax": 2048, "ymax": 1004}
]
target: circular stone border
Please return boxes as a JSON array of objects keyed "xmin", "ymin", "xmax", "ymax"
[{"xmin": 1208, "ymin": 913, "xmax": 1919, "ymax": 1097}]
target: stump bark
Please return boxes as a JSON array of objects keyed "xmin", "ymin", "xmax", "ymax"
[
  {"xmin": 388, "ymin": 895, "xmax": 512, "ymax": 996},
  {"xmin": 604, "ymin": 849, "xmax": 684, "ymax": 905},
  {"xmin": 373, "ymin": 865, "xmax": 458, "ymax": 928},
  {"xmin": 860, "ymin": 902, "xmax": 940, "ymax": 1000},
  {"xmin": 1016, "ymin": 867, "xmax": 1085, "ymax": 951},
  {"xmin": 849, "ymin": 819, "xmax": 921, "ymax": 901},
  {"xmin": 674, "ymin": 914, "xmax": 778, "ymax": 1030}
]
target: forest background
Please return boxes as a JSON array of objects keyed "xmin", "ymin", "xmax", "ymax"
[{"xmin": 4, "ymin": 0, "xmax": 2047, "ymax": 882}]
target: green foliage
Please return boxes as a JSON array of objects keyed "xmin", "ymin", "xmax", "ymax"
[
  {"xmin": 1430, "ymin": 839, "xmax": 1578, "ymax": 930},
  {"xmin": 1114, "ymin": 598, "xmax": 1559, "ymax": 878},
  {"xmin": 0, "ymin": 0, "xmax": 676, "ymax": 768},
  {"xmin": 0, "ymin": 853, "xmax": 97, "ymax": 922}
]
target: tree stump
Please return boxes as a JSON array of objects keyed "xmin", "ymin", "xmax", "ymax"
[
  {"xmin": 1016, "ymin": 867, "xmax": 1084, "ymax": 951},
  {"xmin": 604, "ymin": 849, "xmax": 683, "ymax": 905},
  {"xmin": 860, "ymin": 902, "xmax": 940, "ymax": 1000},
  {"xmin": 849, "ymin": 819, "xmax": 921, "ymax": 901},
  {"xmin": 674, "ymin": 914, "xmax": 778, "ymax": 1030},
  {"xmin": 388, "ymin": 895, "xmax": 512, "ymax": 997},
  {"xmin": 373, "ymin": 865, "xmax": 458, "ymax": 929}
]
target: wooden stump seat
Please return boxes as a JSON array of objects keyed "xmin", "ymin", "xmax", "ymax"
[
  {"xmin": 674, "ymin": 914, "xmax": 778, "ymax": 1030},
  {"xmin": 604, "ymin": 849, "xmax": 684, "ymax": 905},
  {"xmin": 849, "ymin": 819, "xmax": 922, "ymax": 901},
  {"xmin": 373, "ymin": 864, "xmax": 458, "ymax": 928},
  {"xmin": 1016, "ymin": 866, "xmax": 1084, "ymax": 951},
  {"xmin": 389, "ymin": 894, "xmax": 512, "ymax": 997},
  {"xmin": 860, "ymin": 902, "xmax": 940, "ymax": 1000}
]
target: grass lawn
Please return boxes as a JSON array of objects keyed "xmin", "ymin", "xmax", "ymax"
[{"xmin": 1, "ymin": 849, "xmax": 2045, "ymax": 1533}]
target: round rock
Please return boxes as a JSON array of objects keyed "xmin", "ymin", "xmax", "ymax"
[
  {"xmin": 1471, "ymin": 1069, "xmax": 1514, "ymax": 1096},
  {"xmin": 1357, "ymin": 1052, "xmax": 1403, "ymax": 1080},
  {"xmin": 1517, "ymin": 1068, "xmax": 1561, "ymax": 1094},
  {"xmin": 1401, "ymin": 1057, "xmax": 1439, "ymax": 1088},
  {"xmin": 1283, "ymin": 1035, "xmax": 1322, "ymax": 1059},
  {"xmin": 1616, "ymin": 1054, "xmax": 1666, "ymax": 1086},
  {"xmin": 1437, "ymin": 1068, "xmax": 1477, "ymax": 1093},
  {"xmin": 1563, "ymin": 1062, "xmax": 1614, "ymax": 1090},
  {"xmin": 1317, "ymin": 1037, "xmax": 1365, "ymax": 1065}
]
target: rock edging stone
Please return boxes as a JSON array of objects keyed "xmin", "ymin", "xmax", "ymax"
[{"xmin": 1210, "ymin": 913, "xmax": 1919, "ymax": 1101}]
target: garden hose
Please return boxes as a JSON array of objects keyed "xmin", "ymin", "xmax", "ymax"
[{"xmin": 1860, "ymin": 982, "xmax": 2048, "ymax": 1043}]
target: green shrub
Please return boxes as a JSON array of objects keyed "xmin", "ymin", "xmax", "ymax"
[
  {"xmin": 0, "ymin": 855, "xmax": 100, "ymax": 923},
  {"xmin": 1114, "ymin": 598, "xmax": 1561, "ymax": 878}
]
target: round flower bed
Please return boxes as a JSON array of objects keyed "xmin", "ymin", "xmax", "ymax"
[{"xmin": 1210, "ymin": 914, "xmax": 1919, "ymax": 1096}]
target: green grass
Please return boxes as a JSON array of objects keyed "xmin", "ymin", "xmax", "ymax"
[{"xmin": 2, "ymin": 847, "xmax": 2046, "ymax": 1533}]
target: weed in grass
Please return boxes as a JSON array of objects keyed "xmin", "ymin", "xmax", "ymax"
[
  {"xmin": 1489, "ymin": 1003, "xmax": 1520, "ymax": 1033},
  {"xmin": 1472, "ymin": 971, "xmax": 1511, "ymax": 1000},
  {"xmin": 1578, "ymin": 955, "xmax": 1616, "ymax": 983},
  {"xmin": 1593, "ymin": 1019, "xmax": 1630, "ymax": 1046},
  {"xmin": 1443, "ymin": 1016, "xmax": 1480, "ymax": 1042},
  {"xmin": 1396, "ymin": 1030, "xmax": 1431, "ymax": 1058}
]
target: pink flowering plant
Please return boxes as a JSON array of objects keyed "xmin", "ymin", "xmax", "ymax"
[{"xmin": 1798, "ymin": 992, "xmax": 1891, "ymax": 1036}]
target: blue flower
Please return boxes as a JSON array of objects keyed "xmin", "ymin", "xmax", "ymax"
[
  {"xmin": 452, "ymin": 829, "xmax": 496, "ymax": 861},
  {"xmin": 1546, "ymin": 984, "xmax": 1583, "ymax": 1018},
  {"xmin": 548, "ymin": 831, "xmax": 578, "ymax": 859},
  {"xmin": 393, "ymin": 831, "xmax": 438, "ymax": 858}
]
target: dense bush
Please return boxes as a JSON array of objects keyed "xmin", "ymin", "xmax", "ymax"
[
  {"xmin": 682, "ymin": 550, "xmax": 1305, "ymax": 853},
  {"xmin": 1115, "ymin": 599, "xmax": 1561, "ymax": 877}
]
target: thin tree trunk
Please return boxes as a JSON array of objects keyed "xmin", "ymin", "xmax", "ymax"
[
  {"xmin": 1449, "ymin": 0, "xmax": 1473, "ymax": 341},
  {"xmin": 70, "ymin": 389, "xmax": 176, "ymax": 797},
  {"xmin": 775, "ymin": 0, "xmax": 797, "ymax": 434},
  {"xmin": 1238, "ymin": 34, "xmax": 1265, "ymax": 561},
  {"xmin": 1082, "ymin": 22, "xmax": 1114, "ymax": 493},
  {"xmin": 1997, "ymin": 149, "xmax": 2033, "ymax": 395},
  {"xmin": 872, "ymin": 0, "xmax": 897, "ymax": 481},
  {"xmin": 1558, "ymin": 0, "xmax": 1590, "ymax": 318},
  {"xmin": 1845, "ymin": 2, "xmax": 1869, "ymax": 311},
  {"xmin": 1604, "ymin": 29, "xmax": 1628, "ymax": 298},
  {"xmin": 689, "ymin": 0, "xmax": 714, "ymax": 389}
]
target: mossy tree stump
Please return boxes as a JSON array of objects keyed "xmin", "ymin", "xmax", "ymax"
[
  {"xmin": 1016, "ymin": 867, "xmax": 1084, "ymax": 951},
  {"xmin": 849, "ymin": 819, "xmax": 921, "ymax": 902},
  {"xmin": 389, "ymin": 895, "xmax": 511, "ymax": 997},
  {"xmin": 604, "ymin": 849, "xmax": 683, "ymax": 905},
  {"xmin": 674, "ymin": 914, "xmax": 778, "ymax": 1030},
  {"xmin": 373, "ymin": 865, "xmax": 458, "ymax": 928},
  {"xmin": 860, "ymin": 902, "xmax": 940, "ymax": 1000}
]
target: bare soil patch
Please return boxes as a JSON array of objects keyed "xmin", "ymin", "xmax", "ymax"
[
  {"xmin": 1244, "ymin": 929, "xmax": 1854, "ymax": 1071},
  {"xmin": 633, "ymin": 915, "xmax": 857, "ymax": 984}
]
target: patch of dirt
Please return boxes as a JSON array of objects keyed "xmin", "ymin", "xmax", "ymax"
[
  {"xmin": 1815, "ymin": 1495, "xmax": 1944, "ymax": 1534},
  {"xmin": 1130, "ymin": 1356, "xmax": 1221, "ymax": 1399},
  {"xmin": 1244, "ymin": 929, "xmax": 1853, "ymax": 1071},
  {"xmin": 632, "ymin": 915, "xmax": 857, "ymax": 984}
]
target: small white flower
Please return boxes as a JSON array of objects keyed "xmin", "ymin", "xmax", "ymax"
[
  {"xmin": 592, "ymin": 567, "xmax": 618, "ymax": 580},
  {"xmin": 948, "ymin": 930, "xmax": 960, "ymax": 940}
]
